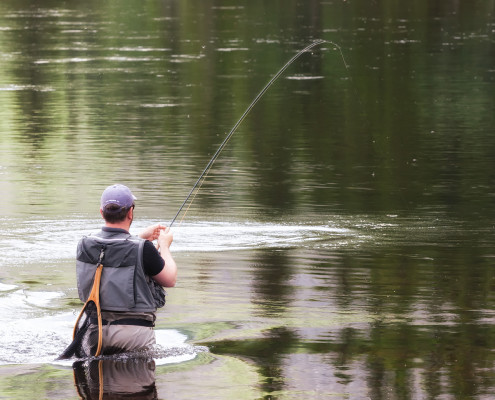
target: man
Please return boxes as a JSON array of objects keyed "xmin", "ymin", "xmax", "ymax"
[{"xmin": 76, "ymin": 184, "xmax": 177, "ymax": 355}]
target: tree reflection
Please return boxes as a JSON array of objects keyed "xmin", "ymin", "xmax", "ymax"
[{"xmin": 251, "ymin": 249, "xmax": 294, "ymax": 317}]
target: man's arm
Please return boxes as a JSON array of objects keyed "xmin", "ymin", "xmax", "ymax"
[{"xmin": 153, "ymin": 227, "xmax": 177, "ymax": 287}]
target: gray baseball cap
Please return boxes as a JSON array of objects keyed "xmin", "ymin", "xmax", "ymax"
[{"xmin": 100, "ymin": 184, "xmax": 137, "ymax": 211}]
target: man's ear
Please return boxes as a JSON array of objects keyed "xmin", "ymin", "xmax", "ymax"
[
  {"xmin": 127, "ymin": 207, "xmax": 134, "ymax": 220},
  {"xmin": 100, "ymin": 208, "xmax": 104, "ymax": 218}
]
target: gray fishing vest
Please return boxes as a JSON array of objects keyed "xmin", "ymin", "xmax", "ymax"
[{"xmin": 76, "ymin": 229, "xmax": 163, "ymax": 313}]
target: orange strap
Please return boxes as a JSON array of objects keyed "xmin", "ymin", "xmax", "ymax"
[{"xmin": 72, "ymin": 264, "xmax": 104, "ymax": 356}]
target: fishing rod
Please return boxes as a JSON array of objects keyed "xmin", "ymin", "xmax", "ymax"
[{"xmin": 169, "ymin": 39, "xmax": 347, "ymax": 227}]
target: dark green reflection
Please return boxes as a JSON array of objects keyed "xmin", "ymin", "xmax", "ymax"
[
  {"xmin": 251, "ymin": 249, "xmax": 295, "ymax": 317},
  {"xmin": 206, "ymin": 327, "xmax": 300, "ymax": 396},
  {"xmin": 205, "ymin": 322, "xmax": 495, "ymax": 398},
  {"xmin": 0, "ymin": 0, "xmax": 493, "ymax": 219}
]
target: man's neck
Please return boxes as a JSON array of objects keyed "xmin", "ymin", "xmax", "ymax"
[{"xmin": 104, "ymin": 221, "xmax": 131, "ymax": 231}]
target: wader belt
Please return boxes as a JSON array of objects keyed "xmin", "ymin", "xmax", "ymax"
[{"xmin": 90, "ymin": 318, "xmax": 154, "ymax": 327}]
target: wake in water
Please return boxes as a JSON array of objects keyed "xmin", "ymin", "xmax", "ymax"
[
  {"xmin": 0, "ymin": 218, "xmax": 357, "ymax": 268},
  {"xmin": 0, "ymin": 217, "xmax": 359, "ymax": 365},
  {"xmin": 0, "ymin": 283, "xmax": 205, "ymax": 366}
]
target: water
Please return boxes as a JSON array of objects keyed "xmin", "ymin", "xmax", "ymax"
[{"xmin": 1, "ymin": 0, "xmax": 495, "ymax": 399}]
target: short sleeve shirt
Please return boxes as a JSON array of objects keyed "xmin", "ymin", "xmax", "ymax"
[{"xmin": 142, "ymin": 240, "xmax": 165, "ymax": 276}]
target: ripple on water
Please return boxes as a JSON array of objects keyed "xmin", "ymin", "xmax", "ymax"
[
  {"xmin": 0, "ymin": 218, "xmax": 357, "ymax": 267},
  {"xmin": 0, "ymin": 287, "xmax": 203, "ymax": 365}
]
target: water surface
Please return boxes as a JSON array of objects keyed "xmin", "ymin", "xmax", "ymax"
[{"xmin": 0, "ymin": 0, "xmax": 495, "ymax": 399}]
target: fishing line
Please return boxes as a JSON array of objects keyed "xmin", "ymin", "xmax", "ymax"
[{"xmin": 170, "ymin": 39, "xmax": 348, "ymax": 227}]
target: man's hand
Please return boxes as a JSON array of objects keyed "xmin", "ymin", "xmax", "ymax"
[
  {"xmin": 139, "ymin": 223, "xmax": 167, "ymax": 241},
  {"xmin": 157, "ymin": 227, "xmax": 173, "ymax": 249}
]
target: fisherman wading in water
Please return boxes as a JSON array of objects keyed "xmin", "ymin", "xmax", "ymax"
[{"xmin": 75, "ymin": 184, "xmax": 177, "ymax": 356}]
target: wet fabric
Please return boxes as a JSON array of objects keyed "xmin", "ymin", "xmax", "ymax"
[
  {"xmin": 96, "ymin": 311, "xmax": 156, "ymax": 355},
  {"xmin": 101, "ymin": 324, "xmax": 155, "ymax": 355}
]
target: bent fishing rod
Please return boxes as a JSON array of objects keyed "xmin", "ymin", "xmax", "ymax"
[{"xmin": 169, "ymin": 39, "xmax": 347, "ymax": 227}]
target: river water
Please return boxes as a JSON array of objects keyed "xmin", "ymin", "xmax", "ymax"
[{"xmin": 1, "ymin": 0, "xmax": 495, "ymax": 399}]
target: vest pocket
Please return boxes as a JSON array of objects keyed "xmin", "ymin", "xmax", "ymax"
[{"xmin": 99, "ymin": 265, "xmax": 136, "ymax": 310}]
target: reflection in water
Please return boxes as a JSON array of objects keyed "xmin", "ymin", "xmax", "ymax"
[
  {"xmin": 205, "ymin": 322, "xmax": 495, "ymax": 398},
  {"xmin": 251, "ymin": 249, "xmax": 294, "ymax": 318},
  {"xmin": 1, "ymin": 0, "xmax": 495, "ymax": 398},
  {"xmin": 202, "ymin": 327, "xmax": 300, "ymax": 396},
  {"xmin": 73, "ymin": 357, "xmax": 157, "ymax": 400}
]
